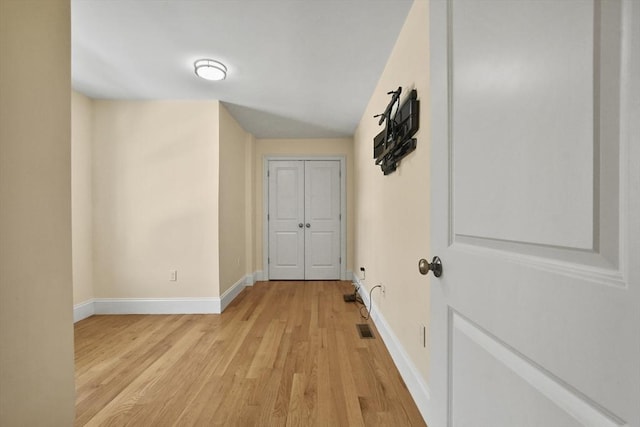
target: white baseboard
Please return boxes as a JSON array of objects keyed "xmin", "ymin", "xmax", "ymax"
[
  {"xmin": 73, "ymin": 273, "xmax": 260, "ymax": 321},
  {"xmin": 93, "ymin": 297, "xmax": 220, "ymax": 315},
  {"xmin": 353, "ymin": 274, "xmax": 431, "ymax": 423},
  {"xmin": 245, "ymin": 274, "xmax": 255, "ymax": 286},
  {"xmin": 74, "ymin": 299, "xmax": 96, "ymax": 322},
  {"xmin": 253, "ymin": 270, "xmax": 264, "ymax": 282},
  {"xmin": 220, "ymin": 274, "xmax": 251, "ymax": 312}
]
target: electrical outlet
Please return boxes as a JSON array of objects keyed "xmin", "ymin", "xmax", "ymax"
[{"xmin": 169, "ymin": 269, "xmax": 177, "ymax": 281}]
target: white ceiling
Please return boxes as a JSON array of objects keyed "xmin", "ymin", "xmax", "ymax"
[{"xmin": 72, "ymin": 0, "xmax": 414, "ymax": 138}]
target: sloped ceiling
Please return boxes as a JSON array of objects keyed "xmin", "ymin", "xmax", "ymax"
[{"xmin": 72, "ymin": 0, "xmax": 414, "ymax": 138}]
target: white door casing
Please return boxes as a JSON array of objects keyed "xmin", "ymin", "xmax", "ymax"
[
  {"xmin": 266, "ymin": 159, "xmax": 344, "ymax": 280},
  {"xmin": 428, "ymin": 1, "xmax": 640, "ymax": 426}
]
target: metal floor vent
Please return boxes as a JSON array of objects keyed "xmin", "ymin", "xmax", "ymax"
[{"xmin": 356, "ymin": 323, "xmax": 375, "ymax": 339}]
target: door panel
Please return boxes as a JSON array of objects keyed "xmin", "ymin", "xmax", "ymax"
[
  {"xmin": 451, "ymin": 311, "xmax": 623, "ymax": 427},
  {"xmin": 453, "ymin": 0, "xmax": 595, "ymax": 250},
  {"xmin": 452, "ymin": 315, "xmax": 585, "ymax": 427},
  {"xmin": 305, "ymin": 161, "xmax": 341, "ymax": 280},
  {"xmin": 307, "ymin": 166, "xmax": 333, "ymax": 219},
  {"xmin": 274, "ymin": 232, "xmax": 301, "ymax": 267},
  {"xmin": 429, "ymin": 1, "xmax": 639, "ymax": 426},
  {"xmin": 275, "ymin": 168, "xmax": 300, "ymax": 220},
  {"xmin": 268, "ymin": 161, "xmax": 305, "ymax": 280},
  {"xmin": 307, "ymin": 232, "xmax": 333, "ymax": 265}
]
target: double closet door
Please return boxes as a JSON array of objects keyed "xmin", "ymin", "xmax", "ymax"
[{"xmin": 268, "ymin": 160, "xmax": 341, "ymax": 280}]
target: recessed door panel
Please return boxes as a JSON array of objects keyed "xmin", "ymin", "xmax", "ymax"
[
  {"xmin": 307, "ymin": 167, "xmax": 333, "ymax": 220},
  {"xmin": 308, "ymin": 232, "xmax": 334, "ymax": 266},
  {"xmin": 451, "ymin": 314, "xmax": 585, "ymax": 427},
  {"xmin": 275, "ymin": 168, "xmax": 301, "ymax": 220},
  {"xmin": 275, "ymin": 232, "xmax": 302, "ymax": 267},
  {"xmin": 452, "ymin": 0, "xmax": 595, "ymax": 250}
]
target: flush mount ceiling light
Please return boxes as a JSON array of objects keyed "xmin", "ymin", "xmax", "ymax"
[{"xmin": 194, "ymin": 59, "xmax": 227, "ymax": 81}]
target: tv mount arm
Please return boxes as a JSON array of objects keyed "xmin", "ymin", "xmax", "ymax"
[
  {"xmin": 374, "ymin": 87, "xmax": 402, "ymax": 125},
  {"xmin": 373, "ymin": 86, "xmax": 419, "ymax": 175}
]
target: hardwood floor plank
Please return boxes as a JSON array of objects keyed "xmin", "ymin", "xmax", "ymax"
[
  {"xmin": 74, "ymin": 281, "xmax": 427, "ymax": 426},
  {"xmin": 75, "ymin": 316, "xmax": 197, "ymax": 426},
  {"xmin": 334, "ymin": 329, "xmax": 366, "ymax": 427},
  {"xmin": 83, "ymin": 320, "xmax": 206, "ymax": 427},
  {"xmin": 125, "ymin": 318, "xmax": 226, "ymax": 426},
  {"xmin": 285, "ymin": 373, "xmax": 314, "ymax": 427},
  {"xmin": 171, "ymin": 372, "xmax": 227, "ymax": 426},
  {"xmin": 247, "ymin": 319, "xmax": 287, "ymax": 379},
  {"xmin": 317, "ymin": 346, "xmax": 343, "ymax": 426}
]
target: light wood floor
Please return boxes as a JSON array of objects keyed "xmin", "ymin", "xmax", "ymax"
[{"xmin": 74, "ymin": 281, "xmax": 426, "ymax": 426}]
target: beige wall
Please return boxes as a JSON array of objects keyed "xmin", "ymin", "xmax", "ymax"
[
  {"xmin": 353, "ymin": 0, "xmax": 430, "ymax": 380},
  {"xmin": 244, "ymin": 133, "xmax": 256, "ymax": 275},
  {"xmin": 0, "ymin": 0, "xmax": 76, "ymax": 424},
  {"xmin": 253, "ymin": 138, "xmax": 354, "ymax": 275},
  {"xmin": 92, "ymin": 100, "xmax": 221, "ymax": 298},
  {"xmin": 218, "ymin": 104, "xmax": 251, "ymax": 294},
  {"xmin": 72, "ymin": 91, "xmax": 94, "ymax": 305}
]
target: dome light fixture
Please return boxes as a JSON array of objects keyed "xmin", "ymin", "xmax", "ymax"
[{"xmin": 194, "ymin": 59, "xmax": 227, "ymax": 81}]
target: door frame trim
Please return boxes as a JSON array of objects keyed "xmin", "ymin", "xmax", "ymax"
[{"xmin": 263, "ymin": 156, "xmax": 347, "ymax": 280}]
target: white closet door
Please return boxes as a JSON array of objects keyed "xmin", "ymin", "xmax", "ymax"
[
  {"xmin": 268, "ymin": 161, "xmax": 305, "ymax": 280},
  {"xmin": 304, "ymin": 160, "xmax": 341, "ymax": 280},
  {"xmin": 267, "ymin": 160, "xmax": 341, "ymax": 280},
  {"xmin": 427, "ymin": 1, "xmax": 640, "ymax": 426}
]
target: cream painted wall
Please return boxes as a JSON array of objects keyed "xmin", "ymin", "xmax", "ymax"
[
  {"xmin": 218, "ymin": 104, "xmax": 251, "ymax": 294},
  {"xmin": 92, "ymin": 100, "xmax": 221, "ymax": 298},
  {"xmin": 245, "ymin": 133, "xmax": 256, "ymax": 276},
  {"xmin": 353, "ymin": 0, "xmax": 430, "ymax": 381},
  {"xmin": 253, "ymin": 138, "xmax": 354, "ymax": 275},
  {"xmin": 72, "ymin": 91, "xmax": 94, "ymax": 305},
  {"xmin": 0, "ymin": 0, "xmax": 76, "ymax": 424}
]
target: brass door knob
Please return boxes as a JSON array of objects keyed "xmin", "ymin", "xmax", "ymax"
[{"xmin": 418, "ymin": 256, "xmax": 443, "ymax": 277}]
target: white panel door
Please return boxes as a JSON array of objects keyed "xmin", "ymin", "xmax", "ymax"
[
  {"xmin": 268, "ymin": 160, "xmax": 341, "ymax": 280},
  {"xmin": 428, "ymin": 1, "xmax": 640, "ymax": 427},
  {"xmin": 268, "ymin": 161, "xmax": 305, "ymax": 280},
  {"xmin": 305, "ymin": 160, "xmax": 341, "ymax": 280}
]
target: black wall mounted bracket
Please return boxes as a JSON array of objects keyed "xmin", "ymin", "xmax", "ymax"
[{"xmin": 373, "ymin": 87, "xmax": 419, "ymax": 175}]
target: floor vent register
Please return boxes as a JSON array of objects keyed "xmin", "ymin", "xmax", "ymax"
[{"xmin": 356, "ymin": 323, "xmax": 375, "ymax": 339}]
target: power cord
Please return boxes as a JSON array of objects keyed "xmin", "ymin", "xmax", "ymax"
[
  {"xmin": 359, "ymin": 284, "xmax": 382, "ymax": 320},
  {"xmin": 350, "ymin": 283, "xmax": 363, "ymax": 304},
  {"xmin": 344, "ymin": 282, "xmax": 361, "ymax": 303}
]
